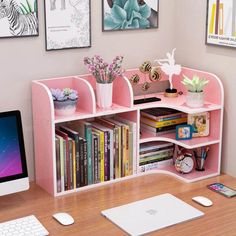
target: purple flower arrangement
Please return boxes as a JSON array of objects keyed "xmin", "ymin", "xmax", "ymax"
[
  {"xmin": 50, "ymin": 88, "xmax": 78, "ymax": 101},
  {"xmin": 84, "ymin": 55, "xmax": 124, "ymax": 84}
]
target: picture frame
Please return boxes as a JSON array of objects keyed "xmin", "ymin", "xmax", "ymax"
[
  {"xmin": 187, "ymin": 112, "xmax": 210, "ymax": 138},
  {"xmin": 102, "ymin": 0, "xmax": 159, "ymax": 31},
  {"xmin": 44, "ymin": 0, "xmax": 91, "ymax": 51},
  {"xmin": 0, "ymin": 0, "xmax": 39, "ymax": 38},
  {"xmin": 176, "ymin": 125, "xmax": 193, "ymax": 140},
  {"xmin": 206, "ymin": 0, "xmax": 236, "ymax": 48}
]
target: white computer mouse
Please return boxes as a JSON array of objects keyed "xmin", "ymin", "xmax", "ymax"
[
  {"xmin": 53, "ymin": 212, "xmax": 74, "ymax": 226},
  {"xmin": 192, "ymin": 196, "xmax": 213, "ymax": 207}
]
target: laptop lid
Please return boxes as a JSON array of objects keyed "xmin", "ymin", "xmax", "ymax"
[{"xmin": 101, "ymin": 193, "xmax": 204, "ymax": 236}]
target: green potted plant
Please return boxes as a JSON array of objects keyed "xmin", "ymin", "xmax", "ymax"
[
  {"xmin": 50, "ymin": 88, "xmax": 78, "ymax": 115},
  {"xmin": 84, "ymin": 55, "xmax": 124, "ymax": 109},
  {"xmin": 181, "ymin": 75, "xmax": 209, "ymax": 108}
]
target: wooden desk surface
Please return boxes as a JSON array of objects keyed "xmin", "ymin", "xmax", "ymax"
[{"xmin": 0, "ymin": 174, "xmax": 236, "ymax": 236}]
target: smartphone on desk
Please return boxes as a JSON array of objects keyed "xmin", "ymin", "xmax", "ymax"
[{"xmin": 207, "ymin": 183, "xmax": 236, "ymax": 198}]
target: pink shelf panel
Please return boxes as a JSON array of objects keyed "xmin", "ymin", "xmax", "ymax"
[
  {"xmin": 39, "ymin": 76, "xmax": 96, "ymax": 119},
  {"xmin": 32, "ymin": 82, "xmax": 55, "ymax": 196},
  {"xmin": 140, "ymin": 129, "xmax": 220, "ymax": 149}
]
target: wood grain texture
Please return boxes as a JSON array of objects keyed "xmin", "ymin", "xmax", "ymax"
[{"xmin": 0, "ymin": 174, "xmax": 236, "ymax": 236}]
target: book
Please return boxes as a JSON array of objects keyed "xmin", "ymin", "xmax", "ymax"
[
  {"xmin": 106, "ymin": 118, "xmax": 129, "ymax": 177},
  {"xmin": 140, "ymin": 147, "xmax": 174, "ymax": 159},
  {"xmin": 140, "ymin": 142, "xmax": 173, "ymax": 153},
  {"xmin": 96, "ymin": 118, "xmax": 120, "ymax": 179},
  {"xmin": 83, "ymin": 138, "xmax": 88, "ymax": 186},
  {"xmin": 91, "ymin": 122, "xmax": 112, "ymax": 181},
  {"xmin": 141, "ymin": 108, "xmax": 186, "ymax": 121},
  {"xmin": 139, "ymin": 159, "xmax": 173, "ymax": 172},
  {"xmin": 92, "ymin": 133, "xmax": 99, "ymax": 183},
  {"xmin": 140, "ymin": 116, "xmax": 187, "ymax": 128},
  {"xmin": 59, "ymin": 125, "xmax": 80, "ymax": 188},
  {"xmin": 56, "ymin": 134, "xmax": 65, "ymax": 192},
  {"xmin": 92, "ymin": 127, "xmax": 105, "ymax": 182},
  {"xmin": 55, "ymin": 137, "xmax": 61, "ymax": 193},
  {"xmin": 187, "ymin": 112, "xmax": 210, "ymax": 137},
  {"xmin": 140, "ymin": 123, "xmax": 183, "ymax": 133},
  {"xmin": 55, "ymin": 129, "xmax": 70, "ymax": 191},
  {"xmin": 116, "ymin": 116, "xmax": 137, "ymax": 175},
  {"xmin": 69, "ymin": 121, "xmax": 93, "ymax": 185}
]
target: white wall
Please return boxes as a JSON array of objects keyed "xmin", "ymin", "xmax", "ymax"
[
  {"xmin": 0, "ymin": 0, "xmax": 175, "ymax": 180},
  {"xmin": 174, "ymin": 0, "xmax": 236, "ymax": 177}
]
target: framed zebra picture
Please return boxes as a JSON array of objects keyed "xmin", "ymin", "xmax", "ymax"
[
  {"xmin": 102, "ymin": 0, "xmax": 159, "ymax": 31},
  {"xmin": 44, "ymin": 0, "xmax": 91, "ymax": 50},
  {"xmin": 0, "ymin": 0, "xmax": 38, "ymax": 38}
]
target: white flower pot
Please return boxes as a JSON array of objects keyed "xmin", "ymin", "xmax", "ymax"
[
  {"xmin": 96, "ymin": 82, "xmax": 113, "ymax": 108},
  {"xmin": 186, "ymin": 91, "xmax": 204, "ymax": 108},
  {"xmin": 54, "ymin": 99, "xmax": 77, "ymax": 116}
]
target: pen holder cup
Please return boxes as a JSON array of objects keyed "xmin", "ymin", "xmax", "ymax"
[{"xmin": 194, "ymin": 156, "xmax": 205, "ymax": 171}]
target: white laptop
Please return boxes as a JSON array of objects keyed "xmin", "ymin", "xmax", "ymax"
[{"xmin": 101, "ymin": 193, "xmax": 204, "ymax": 236}]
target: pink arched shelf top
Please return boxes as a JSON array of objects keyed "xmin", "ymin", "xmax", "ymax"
[
  {"xmin": 174, "ymin": 67, "xmax": 224, "ymax": 106},
  {"xmin": 125, "ymin": 67, "xmax": 223, "ymax": 111},
  {"xmin": 33, "ymin": 76, "xmax": 96, "ymax": 122},
  {"xmin": 79, "ymin": 73, "xmax": 133, "ymax": 110}
]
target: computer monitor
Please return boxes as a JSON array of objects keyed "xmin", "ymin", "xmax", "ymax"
[{"xmin": 0, "ymin": 110, "xmax": 29, "ymax": 196}]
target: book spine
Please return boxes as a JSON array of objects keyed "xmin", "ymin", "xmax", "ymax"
[
  {"xmin": 85, "ymin": 125, "xmax": 93, "ymax": 185},
  {"xmin": 141, "ymin": 117, "xmax": 187, "ymax": 128},
  {"xmin": 59, "ymin": 138, "xmax": 65, "ymax": 192},
  {"xmin": 109, "ymin": 130, "xmax": 114, "ymax": 180},
  {"xmin": 99, "ymin": 132, "xmax": 105, "ymax": 182},
  {"xmin": 63, "ymin": 140, "xmax": 68, "ymax": 191},
  {"xmin": 72, "ymin": 140, "xmax": 76, "ymax": 189},
  {"xmin": 79, "ymin": 138, "xmax": 85, "ymax": 186},
  {"xmin": 107, "ymin": 131, "xmax": 111, "ymax": 181},
  {"xmin": 83, "ymin": 139, "xmax": 88, "ymax": 186},
  {"xmin": 139, "ymin": 151, "xmax": 173, "ymax": 166},
  {"xmin": 93, "ymin": 135, "xmax": 99, "ymax": 183},
  {"xmin": 68, "ymin": 139, "xmax": 73, "ymax": 190},
  {"xmin": 124, "ymin": 126, "xmax": 130, "ymax": 177},
  {"xmin": 103, "ymin": 132, "xmax": 109, "ymax": 181},
  {"xmin": 55, "ymin": 138, "xmax": 61, "ymax": 193},
  {"xmin": 140, "ymin": 147, "xmax": 174, "ymax": 158},
  {"xmin": 141, "ymin": 112, "xmax": 186, "ymax": 121}
]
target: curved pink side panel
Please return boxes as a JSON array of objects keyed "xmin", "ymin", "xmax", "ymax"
[
  {"xmin": 32, "ymin": 81, "xmax": 55, "ymax": 196},
  {"xmin": 40, "ymin": 76, "xmax": 96, "ymax": 114},
  {"xmin": 174, "ymin": 67, "xmax": 224, "ymax": 105},
  {"xmin": 113, "ymin": 76, "xmax": 133, "ymax": 107}
]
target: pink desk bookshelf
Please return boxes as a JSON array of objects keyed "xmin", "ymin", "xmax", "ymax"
[{"xmin": 32, "ymin": 67, "xmax": 224, "ymax": 196}]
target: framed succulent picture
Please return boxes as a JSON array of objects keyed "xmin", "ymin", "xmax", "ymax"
[
  {"xmin": 0, "ymin": 0, "xmax": 38, "ymax": 38},
  {"xmin": 102, "ymin": 0, "xmax": 159, "ymax": 31},
  {"xmin": 44, "ymin": 0, "xmax": 91, "ymax": 50},
  {"xmin": 206, "ymin": 0, "xmax": 236, "ymax": 48}
]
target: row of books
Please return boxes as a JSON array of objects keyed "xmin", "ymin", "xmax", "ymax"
[
  {"xmin": 139, "ymin": 142, "xmax": 174, "ymax": 172},
  {"xmin": 140, "ymin": 108, "xmax": 187, "ymax": 136},
  {"xmin": 55, "ymin": 116, "xmax": 137, "ymax": 192}
]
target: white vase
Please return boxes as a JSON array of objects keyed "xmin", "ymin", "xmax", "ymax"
[
  {"xmin": 186, "ymin": 91, "xmax": 204, "ymax": 108},
  {"xmin": 96, "ymin": 82, "xmax": 113, "ymax": 108}
]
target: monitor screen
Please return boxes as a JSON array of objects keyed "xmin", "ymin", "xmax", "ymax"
[{"xmin": 0, "ymin": 110, "xmax": 29, "ymax": 195}]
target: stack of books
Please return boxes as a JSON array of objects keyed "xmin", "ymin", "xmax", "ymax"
[
  {"xmin": 55, "ymin": 116, "xmax": 136, "ymax": 192},
  {"xmin": 140, "ymin": 108, "xmax": 187, "ymax": 136},
  {"xmin": 139, "ymin": 142, "xmax": 174, "ymax": 172}
]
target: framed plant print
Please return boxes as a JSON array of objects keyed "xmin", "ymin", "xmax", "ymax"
[
  {"xmin": 102, "ymin": 0, "xmax": 159, "ymax": 31},
  {"xmin": 0, "ymin": 0, "xmax": 38, "ymax": 38},
  {"xmin": 44, "ymin": 0, "xmax": 91, "ymax": 50},
  {"xmin": 206, "ymin": 0, "xmax": 236, "ymax": 48}
]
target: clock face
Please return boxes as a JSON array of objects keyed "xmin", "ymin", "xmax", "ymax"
[
  {"xmin": 175, "ymin": 155, "xmax": 194, "ymax": 174},
  {"xmin": 180, "ymin": 156, "xmax": 194, "ymax": 173}
]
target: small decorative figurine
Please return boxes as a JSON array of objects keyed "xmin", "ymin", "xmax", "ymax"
[{"xmin": 155, "ymin": 48, "xmax": 181, "ymax": 98}]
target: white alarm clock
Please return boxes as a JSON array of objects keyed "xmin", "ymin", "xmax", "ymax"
[{"xmin": 175, "ymin": 153, "xmax": 194, "ymax": 174}]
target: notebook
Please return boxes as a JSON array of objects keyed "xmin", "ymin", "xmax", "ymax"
[{"xmin": 101, "ymin": 193, "xmax": 204, "ymax": 236}]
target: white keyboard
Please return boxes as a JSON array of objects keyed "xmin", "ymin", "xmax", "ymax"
[{"xmin": 0, "ymin": 215, "xmax": 49, "ymax": 236}]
